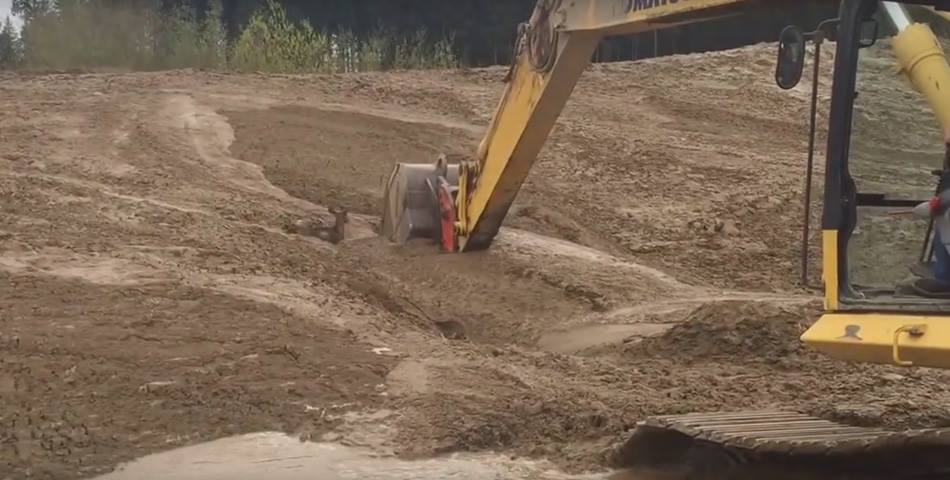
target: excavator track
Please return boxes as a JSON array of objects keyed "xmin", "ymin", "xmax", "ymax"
[{"xmin": 622, "ymin": 411, "xmax": 950, "ymax": 479}]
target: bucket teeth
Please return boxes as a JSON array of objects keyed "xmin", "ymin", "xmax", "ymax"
[{"xmin": 381, "ymin": 158, "xmax": 459, "ymax": 245}]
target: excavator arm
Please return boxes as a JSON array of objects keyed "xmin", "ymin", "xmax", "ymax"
[
  {"xmin": 459, "ymin": 0, "xmax": 770, "ymax": 251},
  {"xmin": 382, "ymin": 0, "xmax": 780, "ymax": 252}
]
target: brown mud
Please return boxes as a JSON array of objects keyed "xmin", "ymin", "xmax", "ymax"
[{"xmin": 2, "ymin": 43, "xmax": 950, "ymax": 480}]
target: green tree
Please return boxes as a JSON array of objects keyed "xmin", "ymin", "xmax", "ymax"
[
  {"xmin": 7, "ymin": 0, "xmax": 840, "ymax": 71},
  {"xmin": 200, "ymin": 0, "xmax": 227, "ymax": 68},
  {"xmin": 12, "ymin": 0, "xmax": 54, "ymax": 21},
  {"xmin": 0, "ymin": 17, "xmax": 22, "ymax": 68}
]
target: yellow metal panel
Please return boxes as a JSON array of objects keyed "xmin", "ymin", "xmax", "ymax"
[
  {"xmin": 460, "ymin": 32, "xmax": 601, "ymax": 250},
  {"xmin": 822, "ymin": 230, "xmax": 839, "ymax": 311},
  {"xmin": 803, "ymin": 313, "xmax": 950, "ymax": 369},
  {"xmin": 561, "ymin": 0, "xmax": 753, "ymax": 35},
  {"xmin": 892, "ymin": 23, "xmax": 950, "ymax": 136}
]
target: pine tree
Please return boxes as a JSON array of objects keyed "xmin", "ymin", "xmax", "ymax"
[
  {"xmin": 12, "ymin": 0, "xmax": 54, "ymax": 21},
  {"xmin": 201, "ymin": 0, "xmax": 227, "ymax": 68},
  {"xmin": 0, "ymin": 17, "xmax": 21, "ymax": 68},
  {"xmin": 13, "ymin": 18, "xmax": 22, "ymax": 60}
]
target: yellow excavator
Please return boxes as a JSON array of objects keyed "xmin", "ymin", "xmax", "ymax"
[{"xmin": 382, "ymin": 0, "xmax": 950, "ymax": 477}]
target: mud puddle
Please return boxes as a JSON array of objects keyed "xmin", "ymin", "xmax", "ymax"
[{"xmin": 90, "ymin": 433, "xmax": 660, "ymax": 480}]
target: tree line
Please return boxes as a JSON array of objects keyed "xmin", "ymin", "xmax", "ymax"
[{"xmin": 1, "ymin": 0, "xmax": 840, "ymax": 71}]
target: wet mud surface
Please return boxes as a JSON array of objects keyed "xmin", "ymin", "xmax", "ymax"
[{"xmin": 2, "ymin": 43, "xmax": 950, "ymax": 480}]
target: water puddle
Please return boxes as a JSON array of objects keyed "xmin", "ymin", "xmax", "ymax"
[{"xmin": 92, "ymin": 433, "xmax": 664, "ymax": 480}]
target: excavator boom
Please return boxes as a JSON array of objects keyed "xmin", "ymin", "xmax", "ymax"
[{"xmin": 457, "ymin": 0, "xmax": 767, "ymax": 251}]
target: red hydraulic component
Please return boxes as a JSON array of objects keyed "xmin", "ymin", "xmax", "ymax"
[{"xmin": 435, "ymin": 178, "xmax": 458, "ymax": 252}]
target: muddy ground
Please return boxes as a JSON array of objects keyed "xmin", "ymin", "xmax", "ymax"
[{"xmin": 3, "ymin": 44, "xmax": 950, "ymax": 480}]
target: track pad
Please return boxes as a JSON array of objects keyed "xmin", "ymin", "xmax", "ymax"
[{"xmin": 616, "ymin": 411, "xmax": 950, "ymax": 479}]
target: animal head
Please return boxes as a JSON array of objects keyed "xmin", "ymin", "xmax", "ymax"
[{"xmin": 327, "ymin": 206, "xmax": 349, "ymax": 222}]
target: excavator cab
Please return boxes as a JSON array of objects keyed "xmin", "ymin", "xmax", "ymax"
[{"xmin": 779, "ymin": 2, "xmax": 950, "ymax": 370}]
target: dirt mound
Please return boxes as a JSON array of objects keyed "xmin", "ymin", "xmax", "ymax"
[
  {"xmin": 385, "ymin": 351, "xmax": 648, "ymax": 470},
  {"xmin": 629, "ymin": 300, "xmax": 819, "ymax": 364}
]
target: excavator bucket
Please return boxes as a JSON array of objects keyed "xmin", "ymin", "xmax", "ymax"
[{"xmin": 381, "ymin": 156, "xmax": 459, "ymax": 248}]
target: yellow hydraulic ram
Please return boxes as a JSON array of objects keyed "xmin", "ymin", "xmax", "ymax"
[{"xmin": 892, "ymin": 15, "xmax": 950, "ymax": 135}]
